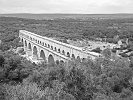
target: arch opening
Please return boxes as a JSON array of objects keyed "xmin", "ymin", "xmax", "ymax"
[
  {"xmin": 25, "ymin": 40, "xmax": 27, "ymax": 47},
  {"xmin": 40, "ymin": 50, "xmax": 46, "ymax": 61},
  {"xmin": 62, "ymin": 50, "xmax": 65, "ymax": 55},
  {"xmin": 82, "ymin": 58, "xmax": 86, "ymax": 62},
  {"xmin": 55, "ymin": 47, "xmax": 57, "ymax": 51},
  {"xmin": 33, "ymin": 46, "xmax": 38, "ymax": 59},
  {"xmin": 72, "ymin": 54, "xmax": 75, "ymax": 60},
  {"xmin": 21, "ymin": 38, "xmax": 23, "ymax": 43},
  {"xmin": 58, "ymin": 49, "xmax": 60, "ymax": 53},
  {"xmin": 48, "ymin": 54, "xmax": 55, "ymax": 66},
  {"xmin": 67, "ymin": 52, "xmax": 70, "ymax": 57},
  {"xmin": 28, "ymin": 43, "xmax": 32, "ymax": 50},
  {"xmin": 48, "ymin": 44, "xmax": 50, "ymax": 48},
  {"xmin": 51, "ymin": 46, "xmax": 53, "ymax": 50},
  {"xmin": 56, "ymin": 60, "xmax": 59, "ymax": 65},
  {"xmin": 60, "ymin": 60, "xmax": 64, "ymax": 63},
  {"xmin": 42, "ymin": 42, "xmax": 44, "ymax": 46},
  {"xmin": 76, "ymin": 56, "xmax": 81, "ymax": 62},
  {"xmin": 45, "ymin": 43, "xmax": 47, "ymax": 47},
  {"xmin": 27, "ymin": 43, "xmax": 32, "ymax": 56},
  {"xmin": 35, "ymin": 39, "xmax": 37, "ymax": 43},
  {"xmin": 60, "ymin": 60, "xmax": 64, "ymax": 65}
]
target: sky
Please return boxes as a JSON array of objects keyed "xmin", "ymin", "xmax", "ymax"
[{"xmin": 0, "ymin": 0, "xmax": 133, "ymax": 14}]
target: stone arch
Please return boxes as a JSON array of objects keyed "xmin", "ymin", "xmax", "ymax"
[
  {"xmin": 67, "ymin": 52, "xmax": 70, "ymax": 57},
  {"xmin": 62, "ymin": 50, "xmax": 65, "ymax": 55},
  {"xmin": 48, "ymin": 44, "xmax": 50, "ymax": 48},
  {"xmin": 25, "ymin": 40, "xmax": 27, "ymax": 47},
  {"xmin": 55, "ymin": 47, "xmax": 57, "ymax": 51},
  {"xmin": 33, "ymin": 46, "xmax": 38, "ymax": 59},
  {"xmin": 51, "ymin": 46, "xmax": 53, "ymax": 50},
  {"xmin": 21, "ymin": 38, "xmax": 23, "ymax": 43},
  {"xmin": 40, "ymin": 50, "xmax": 46, "ymax": 61},
  {"xmin": 45, "ymin": 43, "xmax": 47, "ymax": 47},
  {"xmin": 42, "ymin": 42, "xmax": 44, "ymax": 46},
  {"xmin": 76, "ymin": 56, "xmax": 81, "ymax": 62},
  {"xmin": 48, "ymin": 54, "xmax": 55, "ymax": 65},
  {"xmin": 35, "ymin": 39, "xmax": 37, "ymax": 43},
  {"xmin": 60, "ymin": 60, "xmax": 64, "ymax": 65},
  {"xmin": 58, "ymin": 49, "xmax": 61, "ymax": 53},
  {"xmin": 27, "ymin": 43, "xmax": 32, "ymax": 56},
  {"xmin": 28, "ymin": 43, "xmax": 32, "ymax": 50},
  {"xmin": 82, "ymin": 58, "xmax": 86, "ymax": 62},
  {"xmin": 56, "ymin": 60, "xmax": 59, "ymax": 65},
  {"xmin": 30, "ymin": 37, "xmax": 32, "ymax": 41},
  {"xmin": 72, "ymin": 54, "xmax": 75, "ymax": 59}
]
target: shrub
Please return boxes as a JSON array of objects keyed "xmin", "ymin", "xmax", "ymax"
[
  {"xmin": 102, "ymin": 48, "xmax": 111, "ymax": 59},
  {"xmin": 0, "ymin": 85, "xmax": 8, "ymax": 100},
  {"xmin": 4, "ymin": 83, "xmax": 45, "ymax": 100},
  {"xmin": 0, "ymin": 68, "xmax": 6, "ymax": 81},
  {"xmin": 7, "ymin": 70, "xmax": 19, "ymax": 80},
  {"xmin": 8, "ymin": 56, "xmax": 21, "ymax": 70}
]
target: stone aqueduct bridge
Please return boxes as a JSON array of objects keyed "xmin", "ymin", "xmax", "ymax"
[{"xmin": 19, "ymin": 30, "xmax": 100, "ymax": 64}]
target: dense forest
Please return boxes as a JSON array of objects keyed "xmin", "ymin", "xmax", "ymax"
[
  {"xmin": 1, "ymin": 16, "xmax": 133, "ymax": 41},
  {"xmin": 1, "ymin": 16, "xmax": 133, "ymax": 100},
  {"xmin": 1, "ymin": 46, "xmax": 133, "ymax": 100}
]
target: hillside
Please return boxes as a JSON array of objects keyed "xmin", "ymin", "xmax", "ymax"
[
  {"xmin": 0, "ymin": 13, "xmax": 133, "ymax": 20},
  {"xmin": 0, "ymin": 16, "xmax": 133, "ymax": 49},
  {"xmin": 1, "ymin": 16, "xmax": 133, "ymax": 100}
]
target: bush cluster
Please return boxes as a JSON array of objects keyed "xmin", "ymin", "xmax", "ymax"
[
  {"xmin": 0, "ymin": 51, "xmax": 31, "ymax": 84},
  {"xmin": 0, "ymin": 49, "xmax": 133, "ymax": 100},
  {"xmin": 21, "ymin": 53, "xmax": 133, "ymax": 100}
]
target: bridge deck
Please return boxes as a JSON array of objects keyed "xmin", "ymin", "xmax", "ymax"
[
  {"xmin": 22, "ymin": 36, "xmax": 71, "ymax": 60},
  {"xmin": 20, "ymin": 30, "xmax": 100, "ymax": 57}
]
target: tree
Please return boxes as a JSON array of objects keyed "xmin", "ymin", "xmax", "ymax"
[
  {"xmin": 0, "ymin": 43, "xmax": 10, "ymax": 51},
  {"xmin": 0, "ymin": 55, "xmax": 5, "ymax": 66},
  {"xmin": 8, "ymin": 56, "xmax": 21, "ymax": 70}
]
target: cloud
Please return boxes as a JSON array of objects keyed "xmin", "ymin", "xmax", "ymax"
[{"xmin": 0, "ymin": 0, "xmax": 133, "ymax": 14}]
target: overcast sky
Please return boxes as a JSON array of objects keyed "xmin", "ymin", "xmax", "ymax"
[{"xmin": 0, "ymin": 0, "xmax": 133, "ymax": 14}]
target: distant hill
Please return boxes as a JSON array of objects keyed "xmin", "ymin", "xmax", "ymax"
[{"xmin": 0, "ymin": 13, "xmax": 133, "ymax": 20}]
